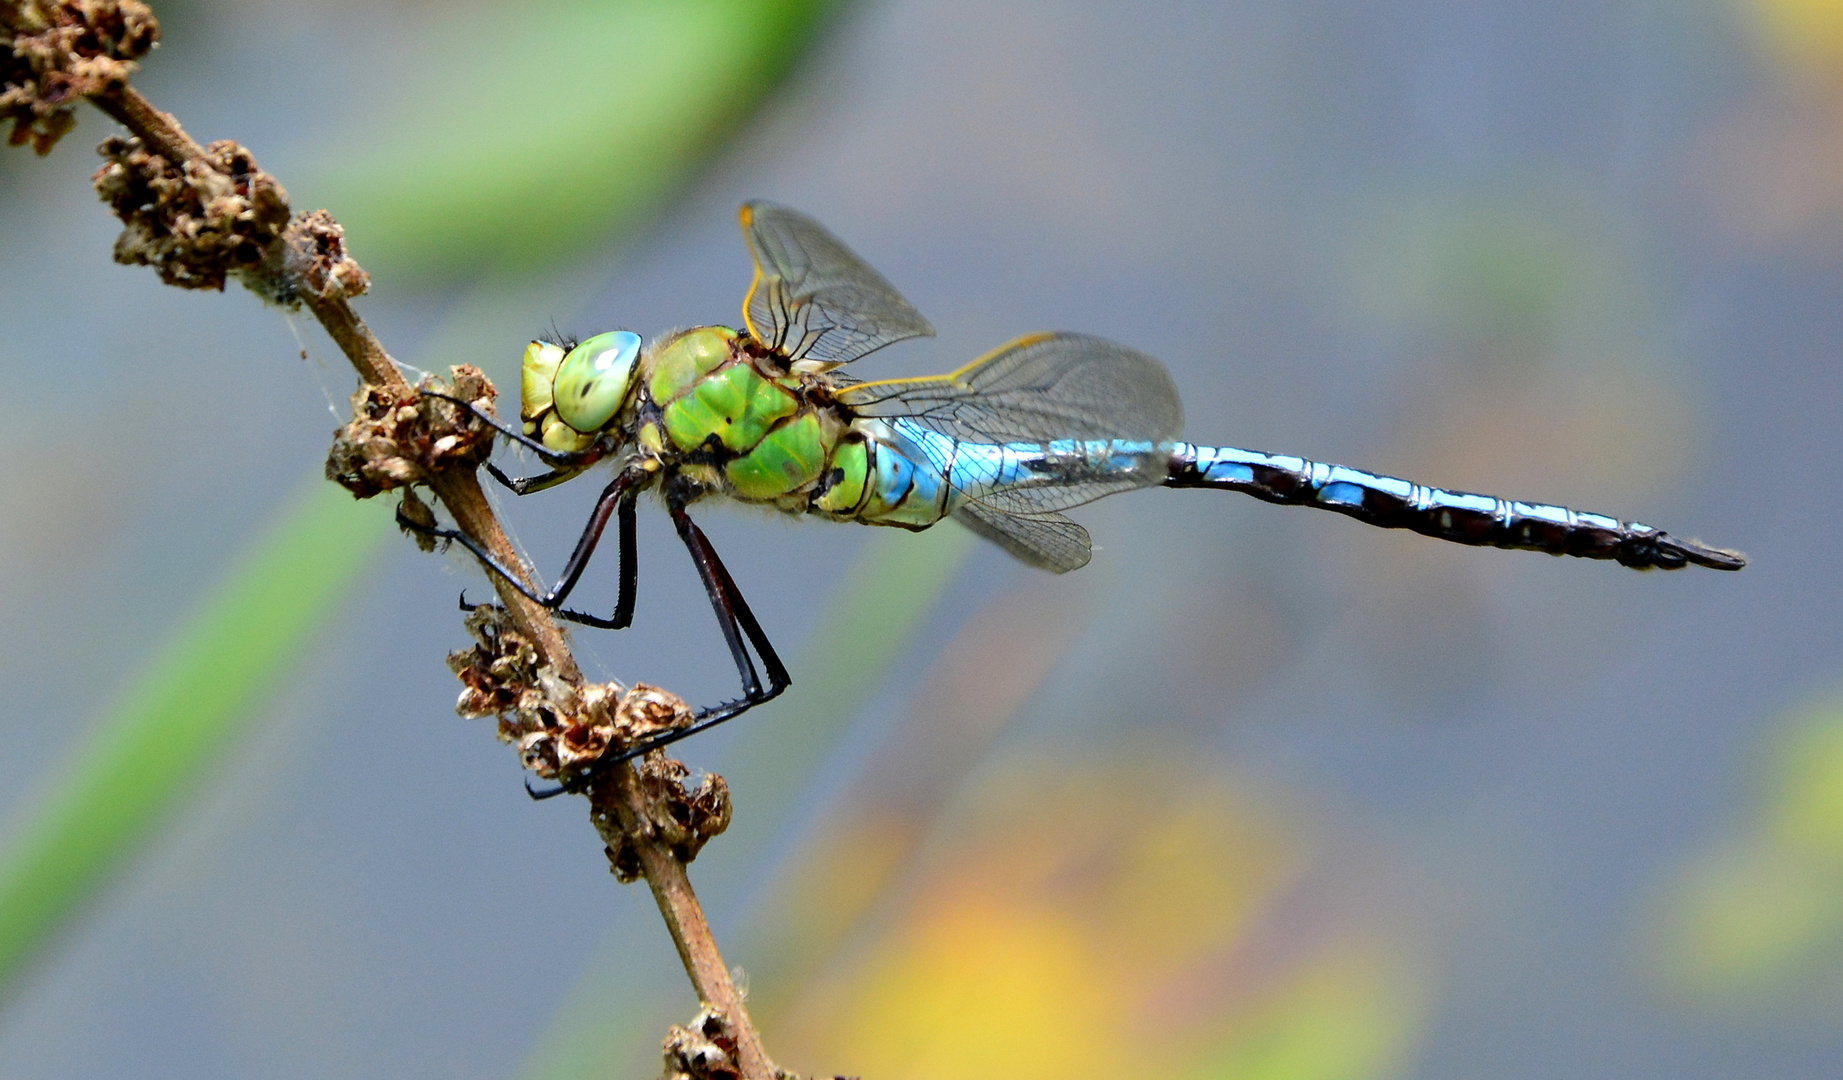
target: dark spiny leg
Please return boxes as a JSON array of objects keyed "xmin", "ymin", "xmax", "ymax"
[
  {"xmin": 485, "ymin": 462, "xmax": 587, "ymax": 496},
  {"xmin": 672, "ymin": 504, "xmax": 761, "ymax": 696},
  {"xmin": 420, "ymin": 389, "xmax": 597, "ymax": 467},
  {"xmin": 534, "ymin": 503, "xmax": 784, "ymax": 793},
  {"xmin": 422, "ymin": 390, "xmax": 602, "ymax": 494},
  {"xmin": 512, "ymin": 503, "xmax": 635, "ymax": 802},
  {"xmin": 613, "ymin": 493, "xmax": 639, "ymax": 629},
  {"xmin": 525, "ymin": 777, "xmax": 569, "ymax": 800},
  {"xmin": 612, "ymin": 502, "xmax": 789, "ymax": 762},
  {"xmin": 687, "ymin": 507, "xmax": 790, "ymax": 699},
  {"xmin": 540, "ymin": 480, "xmax": 642, "ymax": 627},
  {"xmin": 397, "ymin": 503, "xmax": 558, "ymax": 610},
  {"xmin": 399, "ymin": 467, "xmax": 646, "ymax": 629},
  {"xmin": 411, "ymin": 388, "xmax": 605, "ymax": 496}
]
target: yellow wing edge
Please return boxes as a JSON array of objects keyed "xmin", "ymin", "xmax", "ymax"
[
  {"xmin": 835, "ymin": 331, "xmax": 1063, "ymax": 403},
  {"xmin": 738, "ymin": 204, "xmax": 770, "ymax": 345}
]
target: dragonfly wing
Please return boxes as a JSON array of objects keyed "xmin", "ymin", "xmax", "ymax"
[
  {"xmin": 740, "ymin": 202, "xmax": 935, "ymax": 366},
  {"xmin": 843, "ymin": 331, "xmax": 1182, "ymax": 515},
  {"xmin": 954, "ymin": 501, "xmax": 1092, "ymax": 573},
  {"xmin": 837, "ymin": 331, "xmax": 1184, "ymax": 443},
  {"xmin": 845, "ymin": 332, "xmax": 1181, "ymax": 567},
  {"xmin": 963, "ymin": 475, "xmax": 1155, "ymax": 516}
]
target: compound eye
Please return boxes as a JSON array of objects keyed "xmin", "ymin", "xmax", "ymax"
[{"xmin": 552, "ymin": 331, "xmax": 642, "ymax": 432}]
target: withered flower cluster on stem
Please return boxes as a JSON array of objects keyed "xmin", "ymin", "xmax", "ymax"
[
  {"xmin": 2, "ymin": 1, "xmax": 809, "ymax": 1076},
  {"xmin": 1, "ymin": 0, "xmax": 156, "ymax": 153},
  {"xmin": 325, "ymin": 366, "xmax": 498, "ymax": 502}
]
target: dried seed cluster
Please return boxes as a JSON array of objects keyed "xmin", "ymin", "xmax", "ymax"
[
  {"xmin": 661, "ymin": 1009, "xmax": 743, "ymax": 1080},
  {"xmin": 326, "ymin": 366, "xmax": 498, "ymax": 499},
  {"xmin": 92, "ymin": 134, "xmax": 289, "ymax": 291},
  {"xmin": 446, "ymin": 603, "xmax": 702, "ymax": 787},
  {"xmin": 660, "ymin": 1009, "xmax": 843, "ymax": 1080},
  {"xmin": 598, "ymin": 754, "xmax": 732, "ymax": 881},
  {"xmin": 1, "ymin": 0, "xmax": 158, "ymax": 154},
  {"xmin": 284, "ymin": 207, "xmax": 368, "ymax": 304}
]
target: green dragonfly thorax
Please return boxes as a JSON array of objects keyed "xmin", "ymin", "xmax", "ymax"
[{"xmin": 520, "ymin": 324, "xmax": 869, "ymax": 513}]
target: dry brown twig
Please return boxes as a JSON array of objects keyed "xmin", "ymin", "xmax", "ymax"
[{"xmin": 1, "ymin": 3, "xmax": 803, "ymax": 1076}]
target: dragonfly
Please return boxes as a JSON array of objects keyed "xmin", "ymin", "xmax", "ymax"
[{"xmin": 414, "ymin": 201, "xmax": 1745, "ymax": 764}]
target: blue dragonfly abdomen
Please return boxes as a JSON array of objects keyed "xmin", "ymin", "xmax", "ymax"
[
  {"xmin": 1164, "ymin": 444, "xmax": 1742, "ymax": 570},
  {"xmin": 836, "ymin": 330, "xmax": 1742, "ymax": 574},
  {"xmin": 843, "ymin": 418, "xmax": 1742, "ymax": 572},
  {"xmin": 850, "ymin": 418, "xmax": 1167, "ymax": 528}
]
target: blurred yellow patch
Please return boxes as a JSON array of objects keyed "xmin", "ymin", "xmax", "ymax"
[
  {"xmin": 1746, "ymin": 0, "xmax": 1843, "ymax": 77},
  {"xmin": 1768, "ymin": 705, "xmax": 1843, "ymax": 859},
  {"xmin": 1658, "ymin": 841, "xmax": 1843, "ymax": 996},
  {"xmin": 799, "ymin": 895, "xmax": 1128, "ymax": 1080},
  {"xmin": 771, "ymin": 759, "xmax": 1427, "ymax": 1080}
]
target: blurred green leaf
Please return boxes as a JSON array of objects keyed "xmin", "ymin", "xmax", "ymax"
[
  {"xmin": 1342, "ymin": 187, "xmax": 1627, "ymax": 349},
  {"xmin": 0, "ymin": 481, "xmax": 389, "ymax": 1000},
  {"xmin": 314, "ymin": 0, "xmax": 842, "ymax": 282},
  {"xmin": 1651, "ymin": 694, "xmax": 1843, "ymax": 1013},
  {"xmin": 1658, "ymin": 841, "xmax": 1843, "ymax": 998},
  {"xmin": 1192, "ymin": 949, "xmax": 1423, "ymax": 1080},
  {"xmin": 1768, "ymin": 702, "xmax": 1843, "ymax": 860}
]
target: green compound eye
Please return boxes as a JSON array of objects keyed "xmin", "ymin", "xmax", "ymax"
[{"xmin": 552, "ymin": 331, "xmax": 643, "ymax": 433}]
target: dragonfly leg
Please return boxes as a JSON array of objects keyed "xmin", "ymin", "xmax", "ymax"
[
  {"xmin": 396, "ymin": 502, "xmax": 554, "ymax": 606},
  {"xmin": 540, "ymin": 481, "xmax": 642, "ymax": 628},
  {"xmin": 485, "ymin": 462, "xmax": 590, "ymax": 496},
  {"xmin": 418, "ymin": 389, "xmax": 599, "ymax": 469},
  {"xmin": 610, "ymin": 493, "xmax": 640, "ymax": 629},
  {"xmin": 397, "ymin": 466, "xmax": 647, "ymax": 629},
  {"xmin": 603, "ymin": 502, "xmax": 790, "ymax": 764},
  {"xmin": 416, "ymin": 389, "xmax": 603, "ymax": 494}
]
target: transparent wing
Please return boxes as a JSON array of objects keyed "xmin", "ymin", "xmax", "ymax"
[
  {"xmin": 954, "ymin": 501, "xmax": 1093, "ymax": 573},
  {"xmin": 884, "ymin": 418, "xmax": 1161, "ymax": 518},
  {"xmin": 844, "ymin": 332, "xmax": 1184, "ymax": 559},
  {"xmin": 961, "ymin": 472, "xmax": 1157, "ymax": 516},
  {"xmin": 739, "ymin": 202, "xmax": 935, "ymax": 366},
  {"xmin": 836, "ymin": 332, "xmax": 1184, "ymax": 443}
]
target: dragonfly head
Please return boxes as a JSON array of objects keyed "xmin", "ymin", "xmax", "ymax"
[{"xmin": 520, "ymin": 331, "xmax": 643, "ymax": 452}]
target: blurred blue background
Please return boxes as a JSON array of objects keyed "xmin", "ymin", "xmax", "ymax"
[{"xmin": 2, "ymin": 1, "xmax": 1840, "ymax": 1077}]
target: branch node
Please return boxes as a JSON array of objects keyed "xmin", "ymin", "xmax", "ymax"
[
  {"xmin": 446, "ymin": 603, "xmax": 706, "ymax": 792},
  {"xmin": 92, "ymin": 134, "xmax": 289, "ymax": 291},
  {"xmin": 661, "ymin": 1009, "xmax": 842, "ymax": 1080},
  {"xmin": 1, "ymin": 0, "xmax": 157, "ymax": 154},
  {"xmin": 660, "ymin": 1008, "xmax": 743, "ymax": 1080},
  {"xmin": 598, "ymin": 755, "xmax": 731, "ymax": 882},
  {"xmin": 283, "ymin": 208, "xmax": 369, "ymax": 303},
  {"xmin": 325, "ymin": 366, "xmax": 497, "ymax": 499}
]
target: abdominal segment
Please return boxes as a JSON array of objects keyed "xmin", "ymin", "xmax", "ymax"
[{"xmin": 826, "ymin": 419, "xmax": 1170, "ymax": 530}]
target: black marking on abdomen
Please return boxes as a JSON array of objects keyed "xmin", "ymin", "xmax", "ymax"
[{"xmin": 1164, "ymin": 443, "xmax": 1744, "ymax": 571}]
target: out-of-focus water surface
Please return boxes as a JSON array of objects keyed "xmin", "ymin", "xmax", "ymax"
[{"xmin": 2, "ymin": 1, "xmax": 1840, "ymax": 1077}]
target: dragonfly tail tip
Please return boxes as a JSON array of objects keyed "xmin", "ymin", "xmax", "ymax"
[{"xmin": 1662, "ymin": 534, "xmax": 1748, "ymax": 571}]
